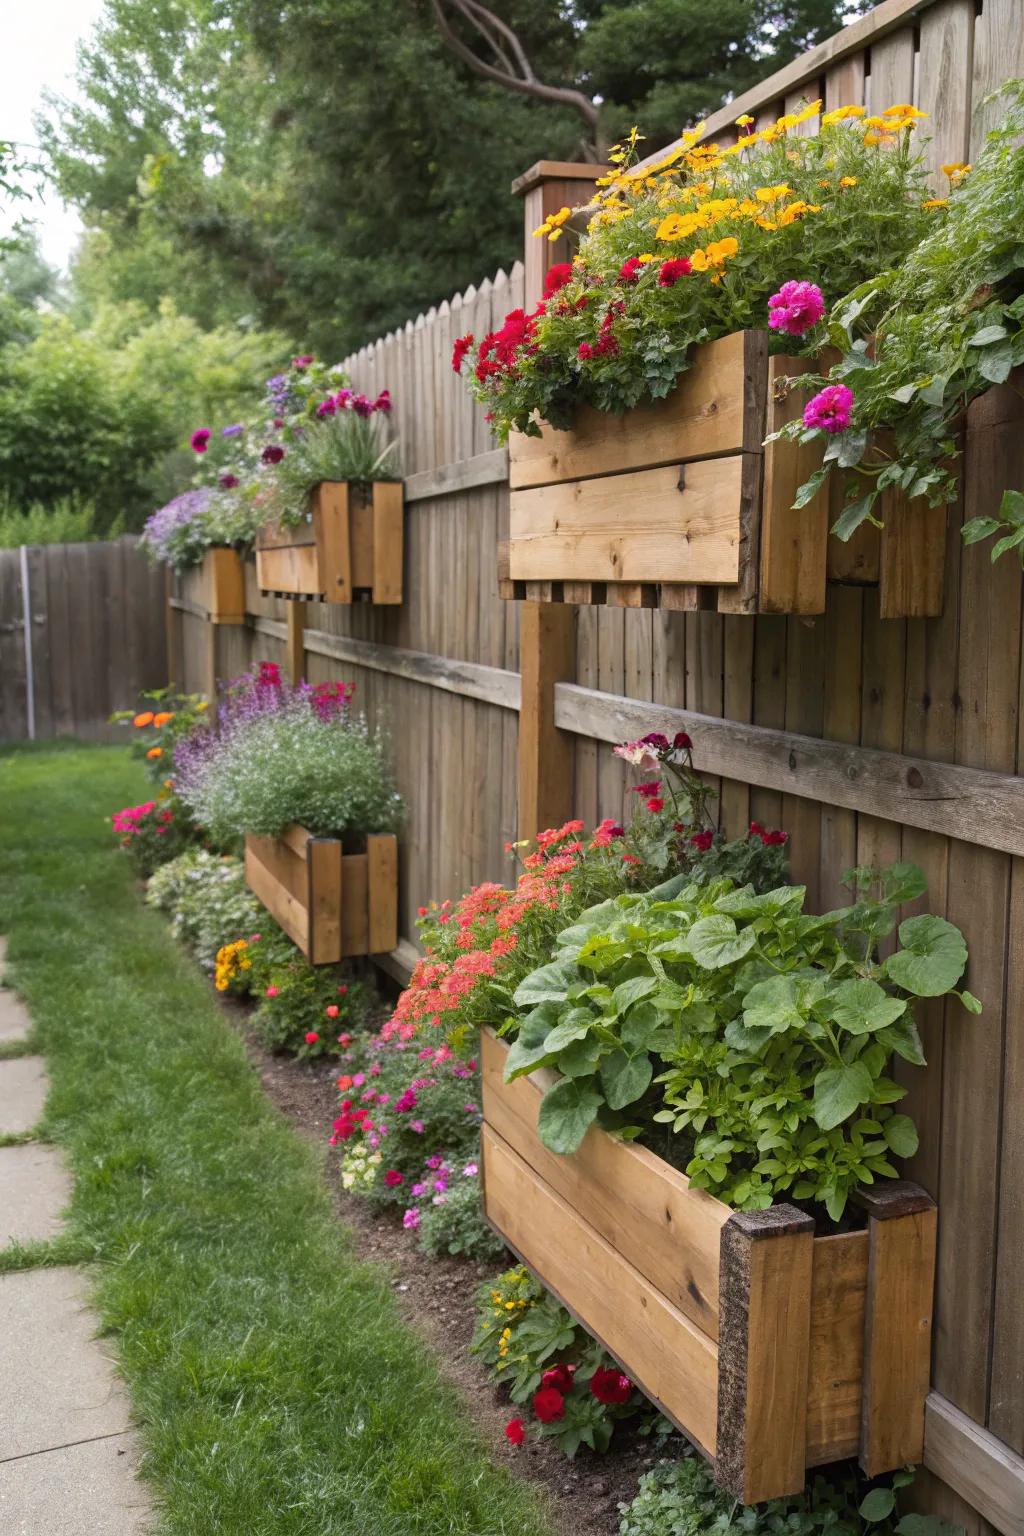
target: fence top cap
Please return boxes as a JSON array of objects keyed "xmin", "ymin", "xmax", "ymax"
[{"xmin": 510, "ymin": 159, "xmax": 610, "ymax": 197}]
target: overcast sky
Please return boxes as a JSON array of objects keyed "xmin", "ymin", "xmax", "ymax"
[{"xmin": 4, "ymin": 0, "xmax": 108, "ymax": 271}]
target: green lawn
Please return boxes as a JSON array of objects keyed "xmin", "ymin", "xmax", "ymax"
[{"xmin": 0, "ymin": 742, "xmax": 553, "ymax": 1536}]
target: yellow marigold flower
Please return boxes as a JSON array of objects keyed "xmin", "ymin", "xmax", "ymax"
[
  {"xmin": 821, "ymin": 105, "xmax": 866, "ymax": 125},
  {"xmin": 164, "ymin": 778, "xmax": 174, "ymax": 789},
  {"xmin": 776, "ymin": 200, "xmax": 821, "ymax": 225},
  {"xmin": 942, "ymin": 162, "xmax": 970, "ymax": 180},
  {"xmin": 755, "ymin": 183, "xmax": 794, "ymax": 203},
  {"xmin": 196, "ymin": 700, "xmax": 208, "ymax": 712},
  {"xmin": 884, "ymin": 103, "xmax": 926, "ymax": 118},
  {"xmin": 735, "ymin": 113, "xmax": 755, "ymax": 127},
  {"xmin": 818, "ymin": 179, "xmax": 831, "ymax": 187},
  {"xmin": 533, "ymin": 205, "xmax": 572, "ymax": 239},
  {"xmin": 863, "ymin": 132, "xmax": 883, "ymax": 146},
  {"xmin": 923, "ymin": 197, "xmax": 949, "ymax": 209},
  {"xmin": 840, "ymin": 176, "xmax": 858, "ymax": 187},
  {"xmin": 795, "ymin": 99, "xmax": 822, "ymax": 122}
]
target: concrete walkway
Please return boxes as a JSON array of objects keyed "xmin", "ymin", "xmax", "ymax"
[{"xmin": 0, "ymin": 939, "xmax": 152, "ymax": 1534}]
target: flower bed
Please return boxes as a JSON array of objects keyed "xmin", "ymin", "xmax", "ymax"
[
  {"xmin": 255, "ymin": 479, "xmax": 404, "ymax": 603},
  {"xmin": 244, "ymin": 824, "xmax": 398, "ymax": 964},
  {"xmin": 480, "ymin": 1029, "xmax": 937, "ymax": 1503}
]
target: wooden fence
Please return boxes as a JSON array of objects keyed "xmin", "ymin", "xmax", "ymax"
[
  {"xmin": 0, "ymin": 538, "xmax": 167, "ymax": 743},
  {"xmin": 169, "ymin": 1, "xmax": 1024, "ymax": 1529}
]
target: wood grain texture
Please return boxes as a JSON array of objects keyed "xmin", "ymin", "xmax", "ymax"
[
  {"xmin": 286, "ymin": 600, "xmax": 306, "ymax": 684},
  {"xmin": 480, "ymin": 1030, "xmax": 729, "ymax": 1338},
  {"xmin": 371, "ymin": 481, "xmax": 404, "ymax": 604},
  {"xmin": 924, "ymin": 1392, "xmax": 1024, "ymax": 1536},
  {"xmin": 510, "ymin": 458, "xmax": 744, "ymax": 585},
  {"xmin": 481, "ymin": 1123, "xmax": 721, "ymax": 1457},
  {"xmin": 879, "ymin": 495, "xmax": 947, "ymax": 619},
  {"xmin": 759, "ymin": 357, "xmax": 828, "ymax": 614},
  {"xmin": 366, "ymin": 834, "xmax": 399, "ymax": 953},
  {"xmin": 859, "ymin": 1198, "xmax": 938, "ymax": 1473},
  {"xmin": 805, "ymin": 1232, "xmax": 868, "ymax": 1465},
  {"xmin": 313, "ymin": 481, "xmax": 353, "ymax": 603},
  {"xmin": 518, "ymin": 600, "xmax": 576, "ymax": 839}
]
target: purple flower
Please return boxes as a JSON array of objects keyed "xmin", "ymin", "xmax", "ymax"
[
  {"xmin": 425, "ymin": 1154, "xmax": 444, "ymax": 1170},
  {"xmin": 803, "ymin": 383, "xmax": 854, "ymax": 435},
  {"xmin": 221, "ymin": 423, "xmax": 244, "ymax": 438},
  {"xmin": 768, "ymin": 280, "xmax": 825, "ymax": 337},
  {"xmin": 402, "ymin": 1207, "xmax": 420, "ymax": 1230},
  {"xmin": 411, "ymin": 1182, "xmax": 427, "ymax": 1197},
  {"xmin": 352, "ymin": 393, "xmax": 374, "ymax": 418},
  {"xmin": 316, "ymin": 398, "xmax": 337, "ymax": 418},
  {"xmin": 395, "ymin": 1089, "xmax": 418, "ymax": 1113}
]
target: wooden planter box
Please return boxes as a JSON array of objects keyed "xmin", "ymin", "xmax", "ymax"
[
  {"xmin": 502, "ymin": 331, "xmax": 945, "ymax": 618},
  {"xmin": 180, "ymin": 547, "xmax": 246, "ymax": 624},
  {"xmin": 244, "ymin": 826, "xmax": 398, "ymax": 964},
  {"xmin": 255, "ymin": 481, "xmax": 403, "ymax": 604},
  {"xmin": 480, "ymin": 1029, "xmax": 937, "ymax": 1502}
]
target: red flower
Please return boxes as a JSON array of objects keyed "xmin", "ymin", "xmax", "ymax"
[
  {"xmin": 292, "ymin": 354, "xmax": 314, "ymax": 368},
  {"xmin": 452, "ymin": 333, "xmax": 474, "ymax": 373},
  {"xmin": 645, "ymin": 797, "xmax": 665, "ymax": 814},
  {"xmin": 543, "ymin": 262, "xmax": 574, "ymax": 299},
  {"xmin": 589, "ymin": 1365, "xmax": 632, "ymax": 1405},
  {"xmin": 337, "ymin": 985, "xmax": 348, "ymax": 996},
  {"xmin": 673, "ymin": 731, "xmax": 692, "ymax": 750},
  {"xmin": 749, "ymin": 821, "xmax": 765, "ymax": 837},
  {"xmin": 617, "ymin": 256, "xmax": 646, "ymax": 284},
  {"xmin": 631, "ymin": 780, "xmax": 662, "ymax": 797},
  {"xmin": 326, "ymin": 1004, "xmax": 340, "ymax": 1018},
  {"xmin": 578, "ymin": 341, "xmax": 594, "ymax": 360},
  {"xmin": 261, "ymin": 444, "xmax": 285, "ymax": 464},
  {"xmin": 641, "ymin": 732, "xmax": 670, "ymax": 750},
  {"xmin": 190, "ymin": 428, "xmax": 211, "ymax": 453},
  {"xmin": 384, "ymin": 1170, "xmax": 404, "ymax": 1188},
  {"xmin": 541, "ymin": 1362, "xmax": 576, "ymax": 1393},
  {"xmin": 219, "ymin": 473, "xmax": 239, "ymax": 489},
  {"xmin": 690, "ymin": 830, "xmax": 714, "ymax": 852},
  {"xmin": 532, "ymin": 1386, "xmax": 566, "ymax": 1423},
  {"xmin": 505, "ymin": 1417, "xmax": 526, "ymax": 1446},
  {"xmin": 761, "ymin": 828, "xmax": 789, "ymax": 846},
  {"xmin": 658, "ymin": 257, "xmax": 692, "ymax": 287},
  {"xmin": 304, "ymin": 1031, "xmax": 319, "ymax": 1045}
]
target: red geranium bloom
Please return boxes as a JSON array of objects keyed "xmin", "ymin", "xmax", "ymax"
[
  {"xmin": 304, "ymin": 1031, "xmax": 319, "ymax": 1045},
  {"xmin": 541, "ymin": 1362, "xmax": 576, "ymax": 1393},
  {"xmin": 261, "ymin": 444, "xmax": 285, "ymax": 464},
  {"xmin": 690, "ymin": 830, "xmax": 714, "ymax": 852},
  {"xmin": 190, "ymin": 428, "xmax": 211, "ymax": 453},
  {"xmin": 505, "ymin": 1417, "xmax": 526, "ymax": 1446},
  {"xmin": 658, "ymin": 257, "xmax": 692, "ymax": 288},
  {"xmin": 384, "ymin": 1169, "xmax": 404, "ymax": 1188},
  {"xmin": 452, "ymin": 333, "xmax": 474, "ymax": 373},
  {"xmin": 618, "ymin": 256, "xmax": 646, "ymax": 284},
  {"xmin": 589, "ymin": 1365, "xmax": 632, "ymax": 1405},
  {"xmin": 543, "ymin": 262, "xmax": 574, "ymax": 299},
  {"xmin": 674, "ymin": 731, "xmax": 692, "ymax": 749},
  {"xmin": 631, "ymin": 780, "xmax": 662, "ymax": 797},
  {"xmin": 532, "ymin": 1386, "xmax": 566, "ymax": 1423},
  {"xmin": 645, "ymin": 797, "xmax": 665, "ymax": 814}
]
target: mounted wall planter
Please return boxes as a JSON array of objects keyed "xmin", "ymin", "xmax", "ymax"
[
  {"xmin": 480, "ymin": 1029, "xmax": 937, "ymax": 1503},
  {"xmin": 255, "ymin": 481, "xmax": 404, "ymax": 604},
  {"xmin": 180, "ymin": 547, "xmax": 247, "ymax": 624},
  {"xmin": 501, "ymin": 330, "xmax": 945, "ymax": 618},
  {"xmin": 244, "ymin": 825, "xmax": 398, "ymax": 964}
]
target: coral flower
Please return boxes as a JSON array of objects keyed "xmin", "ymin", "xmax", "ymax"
[
  {"xmin": 133, "ymin": 712, "xmax": 154, "ymax": 728},
  {"xmin": 153, "ymin": 712, "xmax": 174, "ymax": 727},
  {"xmin": 146, "ymin": 747, "xmax": 163, "ymax": 760},
  {"xmin": 803, "ymin": 383, "xmax": 854, "ymax": 434},
  {"xmin": 326, "ymin": 1004, "xmax": 340, "ymax": 1019}
]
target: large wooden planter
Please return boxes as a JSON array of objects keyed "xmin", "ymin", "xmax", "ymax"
[
  {"xmin": 244, "ymin": 826, "xmax": 398, "ymax": 964},
  {"xmin": 502, "ymin": 331, "xmax": 945, "ymax": 618},
  {"xmin": 480, "ymin": 1029, "xmax": 937, "ymax": 1502},
  {"xmin": 180, "ymin": 547, "xmax": 246, "ymax": 624},
  {"xmin": 255, "ymin": 481, "xmax": 403, "ymax": 604}
]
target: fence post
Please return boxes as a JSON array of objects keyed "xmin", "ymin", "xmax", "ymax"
[
  {"xmin": 286, "ymin": 601, "xmax": 306, "ymax": 684},
  {"xmin": 512, "ymin": 159, "xmax": 606, "ymax": 839}
]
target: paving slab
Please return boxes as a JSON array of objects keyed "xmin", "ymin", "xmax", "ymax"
[
  {"xmin": 0, "ymin": 1146, "xmax": 71, "ymax": 1247},
  {"xmin": 0, "ymin": 1058, "xmax": 47, "ymax": 1136},
  {"xmin": 0, "ymin": 1269, "xmax": 131, "ymax": 1460},
  {"xmin": 0, "ymin": 990, "xmax": 31, "ymax": 1045},
  {"xmin": 0, "ymin": 1431, "xmax": 151, "ymax": 1534}
]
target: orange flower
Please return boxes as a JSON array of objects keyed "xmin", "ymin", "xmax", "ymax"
[
  {"xmin": 133, "ymin": 711, "xmax": 154, "ymax": 727},
  {"xmin": 146, "ymin": 747, "xmax": 163, "ymax": 760},
  {"xmin": 153, "ymin": 711, "xmax": 174, "ymax": 727}
]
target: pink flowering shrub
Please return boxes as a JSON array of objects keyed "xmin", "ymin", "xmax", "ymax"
[{"xmin": 111, "ymin": 798, "xmax": 193, "ymax": 875}]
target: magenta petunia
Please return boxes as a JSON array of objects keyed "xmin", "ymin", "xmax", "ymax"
[
  {"xmin": 190, "ymin": 428, "xmax": 211, "ymax": 453},
  {"xmin": 768, "ymin": 280, "xmax": 825, "ymax": 337},
  {"xmin": 803, "ymin": 383, "xmax": 854, "ymax": 434}
]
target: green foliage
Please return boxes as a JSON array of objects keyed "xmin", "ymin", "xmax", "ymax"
[
  {"xmin": 781, "ymin": 84, "xmax": 1024, "ymax": 544},
  {"xmin": 269, "ymin": 408, "xmax": 401, "ymax": 526},
  {"xmin": 506, "ymin": 863, "xmax": 973, "ymax": 1219},
  {"xmin": 0, "ymin": 495, "xmax": 102, "ymax": 548},
  {"xmin": 472, "ymin": 1264, "xmax": 641, "ymax": 1457},
  {"xmin": 618, "ymin": 1457, "xmax": 962, "ymax": 1536},
  {"xmin": 417, "ymin": 1164, "xmax": 506, "ymax": 1263},
  {"xmin": 111, "ymin": 687, "xmax": 212, "ymax": 781},
  {"xmin": 460, "ymin": 110, "xmax": 932, "ymax": 438},
  {"xmin": 145, "ymin": 849, "xmax": 264, "ymax": 971},
  {"xmin": 246, "ymin": 934, "xmax": 371, "ymax": 1057}
]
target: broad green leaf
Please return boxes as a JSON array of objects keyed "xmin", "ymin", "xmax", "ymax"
[
  {"xmin": 537, "ymin": 1077, "xmax": 602, "ymax": 1154},
  {"xmin": 812, "ymin": 1060, "xmax": 875, "ymax": 1130},
  {"xmin": 600, "ymin": 1048, "xmax": 653, "ymax": 1110},
  {"xmin": 860, "ymin": 1488, "xmax": 897, "ymax": 1522},
  {"xmin": 687, "ymin": 915, "xmax": 757, "ymax": 970},
  {"xmin": 724, "ymin": 1017, "xmax": 774, "ymax": 1053},
  {"xmin": 611, "ymin": 975, "xmax": 659, "ymax": 1015},
  {"xmin": 885, "ymin": 914, "xmax": 967, "ymax": 996},
  {"xmin": 882, "ymin": 862, "xmax": 928, "ymax": 905},
  {"xmin": 883, "ymin": 1113, "xmax": 919, "ymax": 1157},
  {"xmin": 1000, "ymin": 488, "xmax": 1024, "ymax": 527},
  {"xmin": 876, "ymin": 1018, "xmax": 926, "ymax": 1065},
  {"xmin": 513, "ymin": 958, "xmax": 579, "ymax": 1008},
  {"xmin": 504, "ymin": 1003, "xmax": 560, "ymax": 1080},
  {"xmin": 828, "ymin": 978, "xmax": 907, "ymax": 1035},
  {"xmin": 558, "ymin": 1034, "xmax": 605, "ymax": 1078},
  {"xmin": 967, "ymin": 324, "xmax": 1009, "ymax": 347},
  {"xmin": 741, "ymin": 975, "xmax": 805, "ymax": 1034},
  {"xmin": 621, "ymin": 1003, "xmax": 672, "ymax": 1051},
  {"xmin": 955, "ymin": 512, "xmax": 994, "ymax": 543},
  {"xmin": 543, "ymin": 1008, "xmax": 595, "ymax": 1054},
  {"xmin": 837, "ymin": 427, "xmax": 868, "ymax": 468},
  {"xmin": 888, "ymin": 382, "xmax": 919, "ymax": 403},
  {"xmin": 919, "ymin": 373, "xmax": 950, "ymax": 407},
  {"xmin": 978, "ymin": 342, "xmax": 1013, "ymax": 384},
  {"xmin": 832, "ymin": 491, "xmax": 877, "ymax": 541},
  {"xmin": 991, "ymin": 528, "xmax": 1024, "ymax": 561},
  {"xmin": 793, "ymin": 465, "xmax": 829, "ymax": 508}
]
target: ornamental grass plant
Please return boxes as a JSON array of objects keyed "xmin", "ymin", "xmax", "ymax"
[{"xmin": 173, "ymin": 662, "xmax": 403, "ymax": 847}]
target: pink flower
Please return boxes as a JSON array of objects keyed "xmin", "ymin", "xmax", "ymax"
[
  {"xmin": 463, "ymin": 1162, "xmax": 478, "ymax": 1177},
  {"xmin": 410, "ymin": 1120, "xmax": 425, "ymax": 1134},
  {"xmin": 613, "ymin": 738, "xmax": 661, "ymax": 772},
  {"xmin": 384, "ymin": 1169, "xmax": 404, "ymax": 1188},
  {"xmin": 768, "ymin": 280, "xmax": 825, "ymax": 337},
  {"xmin": 304, "ymin": 1031, "xmax": 319, "ymax": 1044},
  {"xmin": 402, "ymin": 1207, "xmax": 420, "ymax": 1229},
  {"xmin": 292, "ymin": 354, "xmax": 314, "ymax": 368},
  {"xmin": 190, "ymin": 428, "xmax": 211, "ymax": 453},
  {"xmin": 265, "ymin": 986, "xmax": 279, "ymax": 998},
  {"xmin": 803, "ymin": 383, "xmax": 854, "ymax": 435},
  {"xmin": 578, "ymin": 341, "xmax": 594, "ymax": 360},
  {"xmin": 325, "ymin": 1005, "xmax": 339, "ymax": 1019}
]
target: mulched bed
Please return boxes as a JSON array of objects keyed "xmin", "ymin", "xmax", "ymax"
[{"xmin": 221, "ymin": 994, "xmax": 667, "ymax": 1536}]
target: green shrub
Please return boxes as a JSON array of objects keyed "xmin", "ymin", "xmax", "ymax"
[
  {"xmin": 0, "ymin": 494, "xmax": 103, "ymax": 548},
  {"xmin": 146, "ymin": 850, "xmax": 263, "ymax": 971},
  {"xmin": 417, "ymin": 1163, "xmax": 506, "ymax": 1263}
]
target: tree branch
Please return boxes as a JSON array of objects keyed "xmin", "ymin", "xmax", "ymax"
[{"xmin": 428, "ymin": 0, "xmax": 599, "ymax": 137}]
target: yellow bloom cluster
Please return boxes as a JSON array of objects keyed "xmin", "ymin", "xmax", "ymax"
[
  {"xmin": 214, "ymin": 938, "xmax": 251, "ymax": 992},
  {"xmin": 533, "ymin": 205, "xmax": 572, "ymax": 242}
]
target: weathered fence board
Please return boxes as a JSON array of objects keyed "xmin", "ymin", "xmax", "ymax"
[{"xmin": 0, "ymin": 538, "xmax": 166, "ymax": 742}]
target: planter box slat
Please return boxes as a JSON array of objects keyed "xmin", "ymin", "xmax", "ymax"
[
  {"xmin": 255, "ymin": 481, "xmax": 404, "ymax": 604},
  {"xmin": 481, "ymin": 1123, "xmax": 721, "ymax": 1457},
  {"xmin": 510, "ymin": 457, "xmax": 744, "ymax": 586},
  {"xmin": 480, "ymin": 1029, "xmax": 727, "ymax": 1337},
  {"xmin": 244, "ymin": 827, "xmax": 398, "ymax": 964},
  {"xmin": 806, "ymin": 1231, "xmax": 868, "ymax": 1464},
  {"xmin": 481, "ymin": 1030, "xmax": 937, "ymax": 1501},
  {"xmin": 180, "ymin": 548, "xmax": 246, "ymax": 624}
]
